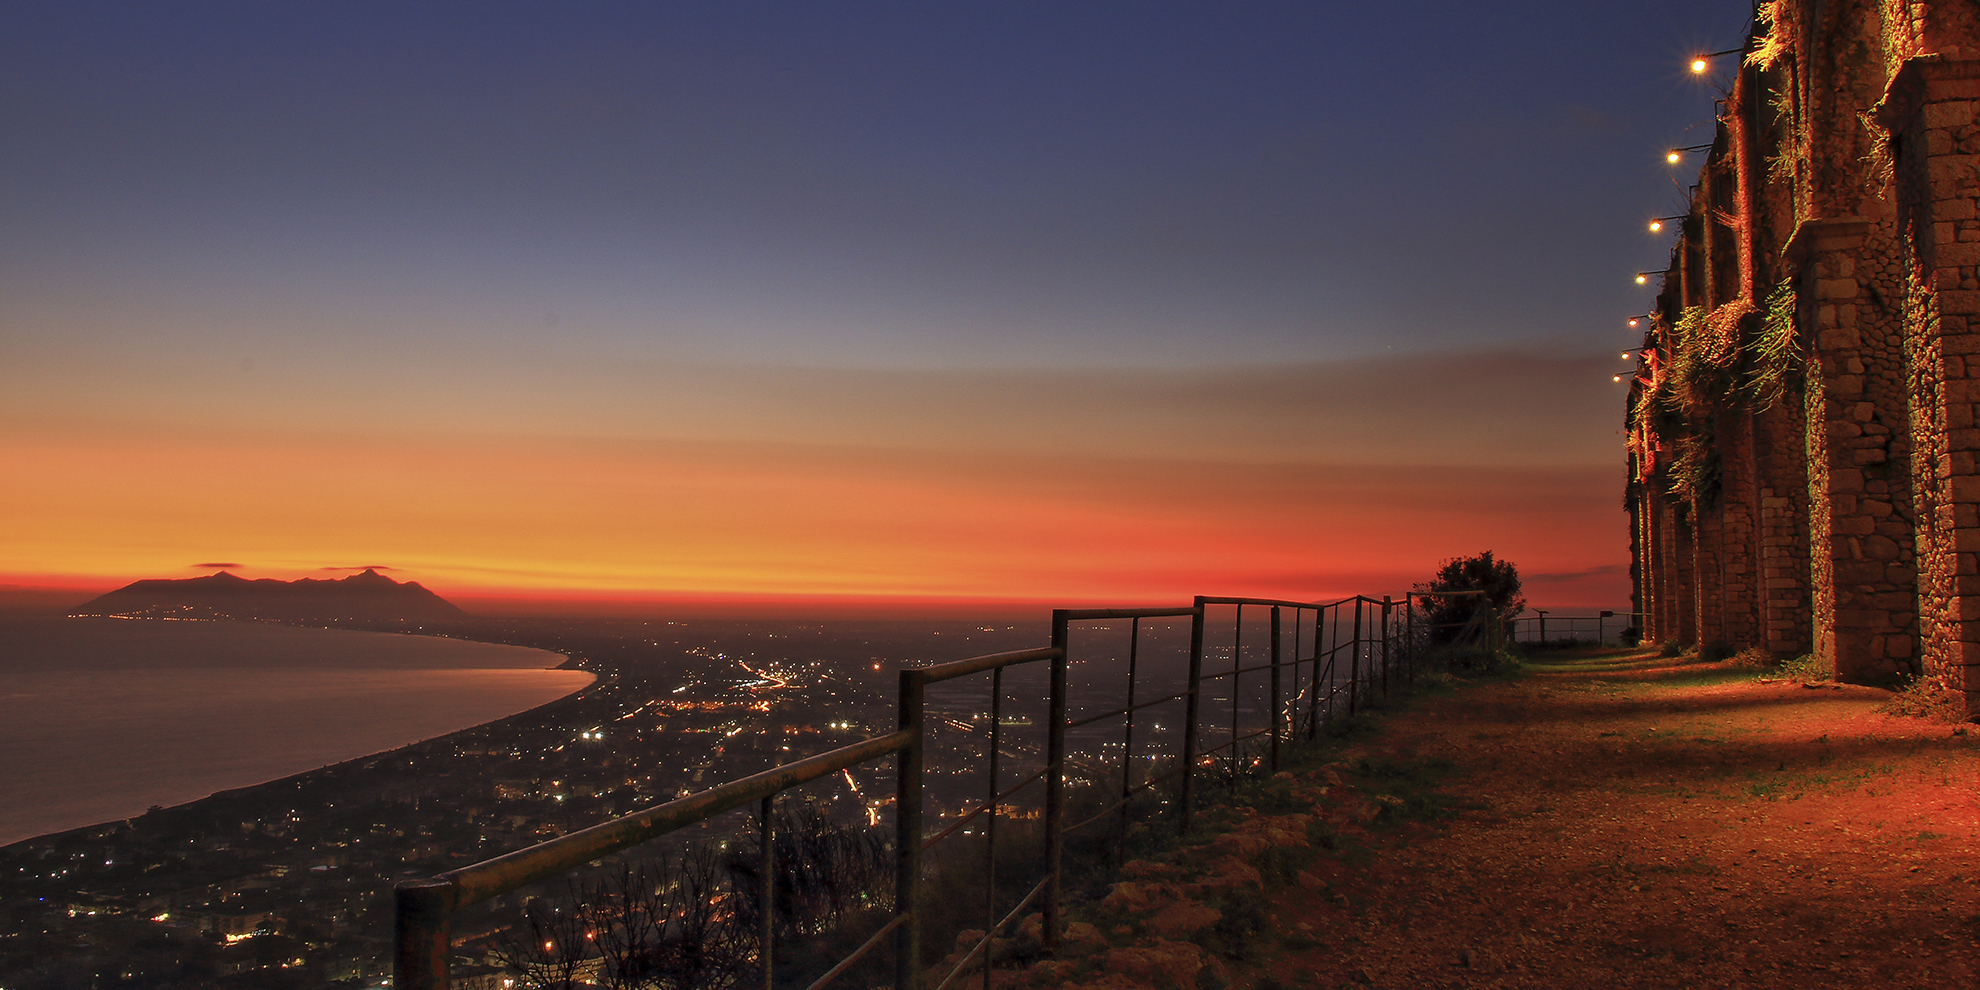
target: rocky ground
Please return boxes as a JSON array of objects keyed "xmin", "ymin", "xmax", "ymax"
[{"xmin": 986, "ymin": 647, "xmax": 1980, "ymax": 990}]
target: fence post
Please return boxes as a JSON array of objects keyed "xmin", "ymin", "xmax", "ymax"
[
  {"xmin": 1307, "ymin": 605, "xmax": 1325, "ymax": 739},
  {"xmin": 1349, "ymin": 598, "xmax": 1363, "ymax": 714},
  {"xmin": 1043, "ymin": 610, "xmax": 1070, "ymax": 948},
  {"xmin": 896, "ymin": 669, "xmax": 925, "ymax": 990},
  {"xmin": 1380, "ymin": 596, "xmax": 1391, "ymax": 699},
  {"xmin": 759, "ymin": 796, "xmax": 775, "ymax": 990},
  {"xmin": 393, "ymin": 878, "xmax": 456, "ymax": 990},
  {"xmin": 1405, "ymin": 594, "xmax": 1416, "ymax": 688},
  {"xmin": 1268, "ymin": 606, "xmax": 1282, "ymax": 773},
  {"xmin": 1229, "ymin": 605, "xmax": 1242, "ymax": 782},
  {"xmin": 1180, "ymin": 598, "xmax": 1206, "ymax": 834},
  {"xmin": 1119, "ymin": 618, "xmax": 1141, "ymax": 852}
]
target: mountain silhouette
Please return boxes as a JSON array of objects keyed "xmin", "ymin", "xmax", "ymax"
[{"xmin": 71, "ymin": 569, "xmax": 469, "ymax": 623}]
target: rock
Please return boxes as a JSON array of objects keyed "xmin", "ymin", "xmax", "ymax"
[
  {"xmin": 1016, "ymin": 912, "xmax": 1043, "ymax": 942},
  {"xmin": 1027, "ymin": 959, "xmax": 1068, "ymax": 982},
  {"xmin": 1211, "ymin": 831, "xmax": 1277, "ymax": 857},
  {"xmin": 1147, "ymin": 900, "xmax": 1222, "ymax": 938},
  {"xmin": 1104, "ymin": 938, "xmax": 1204, "ymax": 990},
  {"xmin": 1059, "ymin": 921, "xmax": 1109, "ymax": 957},
  {"xmin": 1102, "ymin": 881, "xmax": 1180, "ymax": 913},
  {"xmin": 1120, "ymin": 860, "xmax": 1183, "ymax": 880},
  {"xmin": 1196, "ymin": 856, "xmax": 1262, "ymax": 892}
]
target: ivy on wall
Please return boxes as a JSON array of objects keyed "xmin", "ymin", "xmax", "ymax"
[{"xmin": 1629, "ymin": 280, "xmax": 1799, "ymax": 511}]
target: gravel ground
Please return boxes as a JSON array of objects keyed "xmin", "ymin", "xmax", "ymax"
[{"xmin": 1261, "ymin": 648, "xmax": 1980, "ymax": 990}]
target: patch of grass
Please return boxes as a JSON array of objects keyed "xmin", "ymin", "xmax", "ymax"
[
  {"xmin": 1699, "ymin": 641, "xmax": 1737, "ymax": 663},
  {"xmin": 1774, "ymin": 653, "xmax": 1831, "ymax": 681},
  {"xmin": 1345, "ymin": 757, "xmax": 1469, "ymax": 826},
  {"xmin": 1730, "ymin": 647, "xmax": 1773, "ymax": 669},
  {"xmin": 1880, "ymin": 674, "xmax": 1969, "ymax": 722}
]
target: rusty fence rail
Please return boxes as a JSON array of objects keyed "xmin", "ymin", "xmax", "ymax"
[
  {"xmin": 395, "ymin": 593, "xmax": 1464, "ymax": 990},
  {"xmin": 1506, "ymin": 611, "xmax": 1644, "ymax": 646}
]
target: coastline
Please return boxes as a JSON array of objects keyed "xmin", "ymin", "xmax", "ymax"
[{"xmin": 0, "ymin": 618, "xmax": 593, "ymax": 847}]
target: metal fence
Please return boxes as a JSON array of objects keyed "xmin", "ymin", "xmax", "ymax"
[
  {"xmin": 1506, "ymin": 611, "xmax": 1643, "ymax": 646},
  {"xmin": 394, "ymin": 593, "xmax": 1435, "ymax": 990}
]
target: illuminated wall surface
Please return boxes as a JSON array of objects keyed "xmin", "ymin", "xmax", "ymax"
[
  {"xmin": 0, "ymin": 2, "xmax": 1757, "ymax": 611},
  {"xmin": 1625, "ymin": 0, "xmax": 1980, "ymax": 713}
]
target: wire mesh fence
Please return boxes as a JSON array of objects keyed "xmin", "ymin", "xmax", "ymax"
[{"xmin": 396, "ymin": 592, "xmax": 1514, "ymax": 990}]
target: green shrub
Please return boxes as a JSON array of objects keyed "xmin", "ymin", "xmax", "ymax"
[{"xmin": 1775, "ymin": 653, "xmax": 1830, "ymax": 681}]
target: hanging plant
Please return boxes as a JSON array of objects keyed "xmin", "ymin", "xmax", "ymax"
[
  {"xmin": 1667, "ymin": 431, "xmax": 1723, "ymax": 509},
  {"xmin": 1745, "ymin": 278, "xmax": 1799, "ymax": 411}
]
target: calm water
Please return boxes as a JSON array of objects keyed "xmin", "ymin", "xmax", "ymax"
[{"xmin": 0, "ymin": 617, "xmax": 591, "ymax": 846}]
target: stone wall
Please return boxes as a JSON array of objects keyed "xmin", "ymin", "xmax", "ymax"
[{"xmin": 1624, "ymin": 0, "xmax": 1980, "ymax": 717}]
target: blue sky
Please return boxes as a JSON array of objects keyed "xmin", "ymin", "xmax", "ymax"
[{"xmin": 0, "ymin": 1, "xmax": 1754, "ymax": 608}]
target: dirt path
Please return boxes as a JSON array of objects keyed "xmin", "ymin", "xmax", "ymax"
[{"xmin": 1262, "ymin": 649, "xmax": 1980, "ymax": 989}]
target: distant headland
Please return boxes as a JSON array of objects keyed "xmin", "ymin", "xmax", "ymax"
[{"xmin": 69, "ymin": 569, "xmax": 469, "ymax": 624}]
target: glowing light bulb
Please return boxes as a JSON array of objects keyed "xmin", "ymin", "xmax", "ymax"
[
  {"xmin": 1667, "ymin": 151, "xmax": 1682, "ymax": 164},
  {"xmin": 1629, "ymin": 318, "xmax": 1640, "ymax": 327},
  {"xmin": 1622, "ymin": 352, "xmax": 1632, "ymax": 359},
  {"xmin": 1636, "ymin": 274, "xmax": 1649, "ymax": 284},
  {"xmin": 1613, "ymin": 375, "xmax": 1624, "ymax": 382},
  {"xmin": 1649, "ymin": 220, "xmax": 1663, "ymax": 232},
  {"xmin": 1691, "ymin": 58, "xmax": 1709, "ymax": 74}
]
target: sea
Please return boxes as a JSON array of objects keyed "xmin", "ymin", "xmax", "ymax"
[{"xmin": 0, "ymin": 617, "xmax": 591, "ymax": 846}]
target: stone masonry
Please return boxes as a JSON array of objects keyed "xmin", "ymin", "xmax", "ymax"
[{"xmin": 1625, "ymin": 0, "xmax": 1980, "ymax": 717}]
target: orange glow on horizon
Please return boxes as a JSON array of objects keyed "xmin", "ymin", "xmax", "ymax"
[{"xmin": 0, "ymin": 427, "xmax": 1630, "ymax": 612}]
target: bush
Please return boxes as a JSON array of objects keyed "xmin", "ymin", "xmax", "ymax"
[
  {"xmin": 1775, "ymin": 653, "xmax": 1831, "ymax": 681},
  {"xmin": 1699, "ymin": 641, "xmax": 1736, "ymax": 663},
  {"xmin": 1880, "ymin": 675, "xmax": 1969, "ymax": 722},
  {"xmin": 1413, "ymin": 552, "xmax": 1524, "ymax": 646},
  {"xmin": 1730, "ymin": 647, "xmax": 1773, "ymax": 669}
]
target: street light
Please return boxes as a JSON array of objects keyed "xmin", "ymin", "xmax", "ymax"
[
  {"xmin": 1665, "ymin": 144, "xmax": 1713, "ymax": 164},
  {"xmin": 1648, "ymin": 215, "xmax": 1684, "ymax": 233},
  {"xmin": 1690, "ymin": 47, "xmax": 1745, "ymax": 74}
]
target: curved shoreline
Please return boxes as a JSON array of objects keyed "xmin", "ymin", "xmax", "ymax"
[{"xmin": 0, "ymin": 618, "xmax": 594, "ymax": 847}]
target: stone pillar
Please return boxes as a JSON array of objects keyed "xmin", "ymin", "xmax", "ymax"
[
  {"xmin": 1716, "ymin": 409, "xmax": 1764, "ymax": 646},
  {"xmin": 1671, "ymin": 503, "xmax": 1698, "ymax": 645},
  {"xmin": 1881, "ymin": 56, "xmax": 1980, "ymax": 715},
  {"xmin": 1755, "ymin": 400, "xmax": 1815, "ymax": 656},
  {"xmin": 1792, "ymin": 215, "xmax": 1917, "ymax": 682}
]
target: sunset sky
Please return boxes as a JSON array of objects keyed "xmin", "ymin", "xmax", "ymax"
[{"xmin": 1, "ymin": 2, "xmax": 1751, "ymax": 613}]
